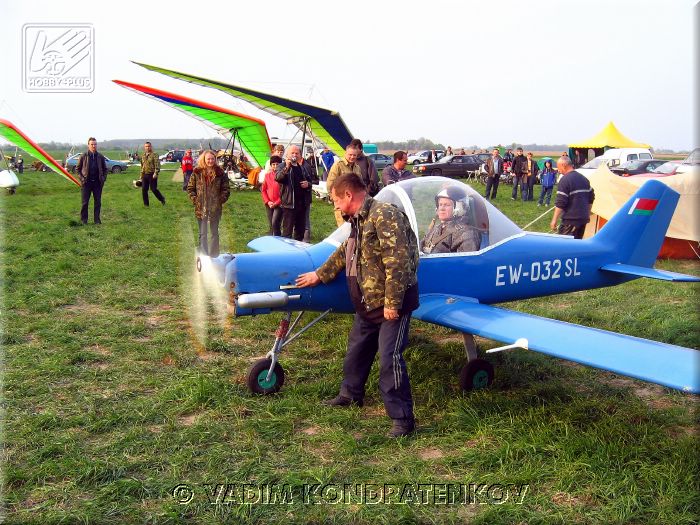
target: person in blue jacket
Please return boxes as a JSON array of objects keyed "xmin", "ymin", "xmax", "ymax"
[{"xmin": 537, "ymin": 159, "xmax": 557, "ymax": 206}]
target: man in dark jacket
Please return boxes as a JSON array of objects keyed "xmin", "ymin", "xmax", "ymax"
[
  {"xmin": 275, "ymin": 145, "xmax": 315, "ymax": 241},
  {"xmin": 524, "ymin": 152, "xmax": 540, "ymax": 202},
  {"xmin": 382, "ymin": 151, "xmax": 414, "ymax": 187},
  {"xmin": 76, "ymin": 137, "xmax": 108, "ymax": 224},
  {"xmin": 550, "ymin": 156, "xmax": 595, "ymax": 239},
  {"xmin": 295, "ymin": 174, "xmax": 420, "ymax": 438},
  {"xmin": 350, "ymin": 139, "xmax": 380, "ymax": 197},
  {"xmin": 510, "ymin": 147, "xmax": 527, "ymax": 201},
  {"xmin": 484, "ymin": 148, "xmax": 504, "ymax": 200}
]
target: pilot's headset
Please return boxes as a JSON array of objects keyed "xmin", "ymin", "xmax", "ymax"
[{"xmin": 434, "ymin": 187, "xmax": 467, "ymax": 217}]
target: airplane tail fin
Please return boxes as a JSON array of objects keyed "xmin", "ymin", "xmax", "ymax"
[{"xmin": 593, "ymin": 179, "xmax": 679, "ymax": 267}]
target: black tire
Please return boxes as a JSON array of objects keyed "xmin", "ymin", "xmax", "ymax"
[
  {"xmin": 247, "ymin": 358, "xmax": 285, "ymax": 395},
  {"xmin": 459, "ymin": 359, "xmax": 494, "ymax": 391},
  {"xmin": 431, "ymin": 169, "xmax": 442, "ymax": 176},
  {"xmin": 111, "ymin": 165, "xmax": 123, "ymax": 174},
  {"xmin": 412, "ymin": 160, "xmax": 420, "ymax": 165}
]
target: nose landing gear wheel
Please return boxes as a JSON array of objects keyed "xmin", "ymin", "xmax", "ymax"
[
  {"xmin": 247, "ymin": 358, "xmax": 285, "ymax": 395},
  {"xmin": 459, "ymin": 359, "xmax": 494, "ymax": 391}
]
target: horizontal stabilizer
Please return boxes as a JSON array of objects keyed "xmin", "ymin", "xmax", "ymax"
[
  {"xmin": 600, "ymin": 263, "xmax": 700, "ymax": 282},
  {"xmin": 414, "ymin": 294, "xmax": 699, "ymax": 394},
  {"xmin": 247, "ymin": 236, "xmax": 310, "ymax": 253}
]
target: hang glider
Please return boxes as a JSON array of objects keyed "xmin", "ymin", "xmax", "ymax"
[
  {"xmin": 132, "ymin": 61, "xmax": 353, "ymax": 155},
  {"xmin": 0, "ymin": 119, "xmax": 80, "ymax": 187},
  {"xmin": 113, "ymin": 80, "xmax": 272, "ymax": 168}
]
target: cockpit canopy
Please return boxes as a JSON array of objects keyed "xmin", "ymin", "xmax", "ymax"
[{"xmin": 375, "ymin": 177, "xmax": 521, "ymax": 252}]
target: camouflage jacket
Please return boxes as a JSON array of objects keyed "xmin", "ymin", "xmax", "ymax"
[
  {"xmin": 140, "ymin": 152, "xmax": 160, "ymax": 176},
  {"xmin": 187, "ymin": 166, "xmax": 231, "ymax": 219},
  {"xmin": 421, "ymin": 218, "xmax": 481, "ymax": 254},
  {"xmin": 316, "ymin": 196, "xmax": 419, "ymax": 311}
]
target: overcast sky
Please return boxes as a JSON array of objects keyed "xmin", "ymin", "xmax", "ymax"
[{"xmin": 0, "ymin": 0, "xmax": 696, "ymax": 151}]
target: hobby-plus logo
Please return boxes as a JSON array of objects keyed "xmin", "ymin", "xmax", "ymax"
[{"xmin": 23, "ymin": 24, "xmax": 94, "ymax": 93}]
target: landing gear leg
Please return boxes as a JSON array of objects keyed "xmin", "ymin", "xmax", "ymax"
[{"xmin": 459, "ymin": 333, "xmax": 494, "ymax": 391}]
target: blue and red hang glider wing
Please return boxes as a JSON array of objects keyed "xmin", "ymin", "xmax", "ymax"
[
  {"xmin": 414, "ymin": 294, "xmax": 700, "ymax": 394},
  {"xmin": 132, "ymin": 61, "xmax": 354, "ymax": 156},
  {"xmin": 0, "ymin": 119, "xmax": 80, "ymax": 187},
  {"xmin": 113, "ymin": 80, "xmax": 272, "ymax": 168}
]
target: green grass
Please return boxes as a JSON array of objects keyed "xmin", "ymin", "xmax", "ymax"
[{"xmin": 1, "ymin": 169, "xmax": 698, "ymax": 524}]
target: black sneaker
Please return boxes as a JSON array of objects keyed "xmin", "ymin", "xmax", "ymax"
[
  {"xmin": 322, "ymin": 395, "xmax": 363, "ymax": 408},
  {"xmin": 387, "ymin": 418, "xmax": 415, "ymax": 438}
]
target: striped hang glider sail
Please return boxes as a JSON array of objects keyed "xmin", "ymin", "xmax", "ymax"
[
  {"xmin": 0, "ymin": 118, "xmax": 81, "ymax": 187},
  {"xmin": 113, "ymin": 80, "xmax": 272, "ymax": 168},
  {"xmin": 132, "ymin": 61, "xmax": 353, "ymax": 156}
]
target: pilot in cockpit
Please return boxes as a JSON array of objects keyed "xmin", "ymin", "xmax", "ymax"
[{"xmin": 421, "ymin": 187, "xmax": 481, "ymax": 254}]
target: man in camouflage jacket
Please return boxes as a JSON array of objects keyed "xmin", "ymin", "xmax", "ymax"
[
  {"xmin": 296, "ymin": 174, "xmax": 420, "ymax": 438},
  {"xmin": 140, "ymin": 141, "xmax": 165, "ymax": 206}
]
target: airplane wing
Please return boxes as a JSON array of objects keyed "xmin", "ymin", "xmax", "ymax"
[
  {"xmin": 113, "ymin": 80, "xmax": 271, "ymax": 168},
  {"xmin": 0, "ymin": 119, "xmax": 80, "ymax": 187},
  {"xmin": 414, "ymin": 294, "xmax": 700, "ymax": 393},
  {"xmin": 132, "ymin": 62, "xmax": 353, "ymax": 156}
]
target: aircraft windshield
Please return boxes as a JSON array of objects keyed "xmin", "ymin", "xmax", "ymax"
[{"xmin": 375, "ymin": 176, "xmax": 522, "ymax": 252}]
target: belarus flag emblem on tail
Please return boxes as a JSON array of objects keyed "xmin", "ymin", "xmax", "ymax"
[{"xmin": 628, "ymin": 198, "xmax": 658, "ymax": 216}]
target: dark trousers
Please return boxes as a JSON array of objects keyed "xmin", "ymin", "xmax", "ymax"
[
  {"xmin": 484, "ymin": 175, "xmax": 500, "ymax": 200},
  {"xmin": 182, "ymin": 171, "xmax": 192, "ymax": 191},
  {"xmin": 282, "ymin": 206, "xmax": 306, "ymax": 241},
  {"xmin": 538, "ymin": 186, "xmax": 553, "ymax": 206},
  {"xmin": 80, "ymin": 179, "xmax": 103, "ymax": 224},
  {"xmin": 511, "ymin": 175, "xmax": 522, "ymax": 199},
  {"xmin": 527, "ymin": 175, "xmax": 536, "ymax": 201},
  {"xmin": 265, "ymin": 206, "xmax": 283, "ymax": 236},
  {"xmin": 141, "ymin": 173, "xmax": 165, "ymax": 206},
  {"xmin": 558, "ymin": 223, "xmax": 586, "ymax": 239},
  {"xmin": 340, "ymin": 313, "xmax": 414, "ymax": 420},
  {"xmin": 520, "ymin": 177, "xmax": 530, "ymax": 201},
  {"xmin": 197, "ymin": 215, "xmax": 221, "ymax": 256}
]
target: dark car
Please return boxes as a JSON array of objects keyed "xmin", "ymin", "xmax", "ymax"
[
  {"xmin": 367, "ymin": 153, "xmax": 393, "ymax": 170},
  {"xmin": 610, "ymin": 159, "xmax": 665, "ymax": 177},
  {"xmin": 160, "ymin": 149, "xmax": 186, "ymax": 163},
  {"xmin": 412, "ymin": 154, "xmax": 483, "ymax": 177},
  {"xmin": 64, "ymin": 153, "xmax": 129, "ymax": 174}
]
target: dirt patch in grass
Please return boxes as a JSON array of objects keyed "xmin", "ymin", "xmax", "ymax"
[
  {"xmin": 418, "ymin": 447, "xmax": 445, "ymax": 460},
  {"xmin": 196, "ymin": 351, "xmax": 221, "ymax": 361},
  {"xmin": 89, "ymin": 344, "xmax": 111, "ymax": 357},
  {"xmin": 551, "ymin": 491, "xmax": 595, "ymax": 507},
  {"xmin": 88, "ymin": 361, "xmax": 110, "ymax": 371},
  {"xmin": 299, "ymin": 425, "xmax": 322, "ymax": 436},
  {"xmin": 60, "ymin": 299, "xmax": 105, "ymax": 315},
  {"xmin": 178, "ymin": 413, "xmax": 199, "ymax": 426}
]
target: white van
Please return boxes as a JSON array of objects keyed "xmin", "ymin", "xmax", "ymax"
[{"xmin": 577, "ymin": 148, "xmax": 653, "ymax": 178}]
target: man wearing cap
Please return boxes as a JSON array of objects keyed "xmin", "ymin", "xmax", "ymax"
[
  {"xmin": 181, "ymin": 149, "xmax": 194, "ymax": 191},
  {"xmin": 422, "ymin": 187, "xmax": 481, "ymax": 254}
]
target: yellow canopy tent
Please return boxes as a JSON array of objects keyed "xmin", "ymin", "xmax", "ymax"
[{"xmin": 568, "ymin": 121, "xmax": 651, "ymax": 166}]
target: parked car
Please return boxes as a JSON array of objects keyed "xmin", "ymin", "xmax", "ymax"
[
  {"xmin": 159, "ymin": 149, "xmax": 186, "ymax": 163},
  {"xmin": 64, "ymin": 153, "xmax": 129, "ymax": 174},
  {"xmin": 412, "ymin": 155, "xmax": 483, "ymax": 178},
  {"xmin": 407, "ymin": 150, "xmax": 445, "ymax": 165},
  {"xmin": 610, "ymin": 159, "xmax": 666, "ymax": 177},
  {"xmin": 644, "ymin": 161, "xmax": 684, "ymax": 176},
  {"xmin": 367, "ymin": 153, "xmax": 393, "ymax": 170}
]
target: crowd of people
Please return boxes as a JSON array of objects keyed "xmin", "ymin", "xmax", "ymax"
[{"xmin": 73, "ymin": 135, "xmax": 594, "ymax": 437}]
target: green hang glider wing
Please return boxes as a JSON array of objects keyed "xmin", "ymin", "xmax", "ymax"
[
  {"xmin": 113, "ymin": 80, "xmax": 272, "ymax": 167},
  {"xmin": 0, "ymin": 119, "xmax": 80, "ymax": 186},
  {"xmin": 132, "ymin": 62, "xmax": 353, "ymax": 156}
]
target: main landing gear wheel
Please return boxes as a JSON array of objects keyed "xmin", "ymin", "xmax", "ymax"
[
  {"xmin": 247, "ymin": 358, "xmax": 285, "ymax": 395},
  {"xmin": 459, "ymin": 359, "xmax": 494, "ymax": 391}
]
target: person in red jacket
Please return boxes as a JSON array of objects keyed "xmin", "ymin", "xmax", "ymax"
[
  {"xmin": 181, "ymin": 149, "xmax": 194, "ymax": 191},
  {"xmin": 261, "ymin": 155, "xmax": 283, "ymax": 235}
]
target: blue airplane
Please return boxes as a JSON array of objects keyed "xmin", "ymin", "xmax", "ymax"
[{"xmin": 198, "ymin": 176, "xmax": 699, "ymax": 396}]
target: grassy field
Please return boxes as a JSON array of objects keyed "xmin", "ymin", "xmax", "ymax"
[{"xmin": 1, "ymin": 167, "xmax": 698, "ymax": 524}]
